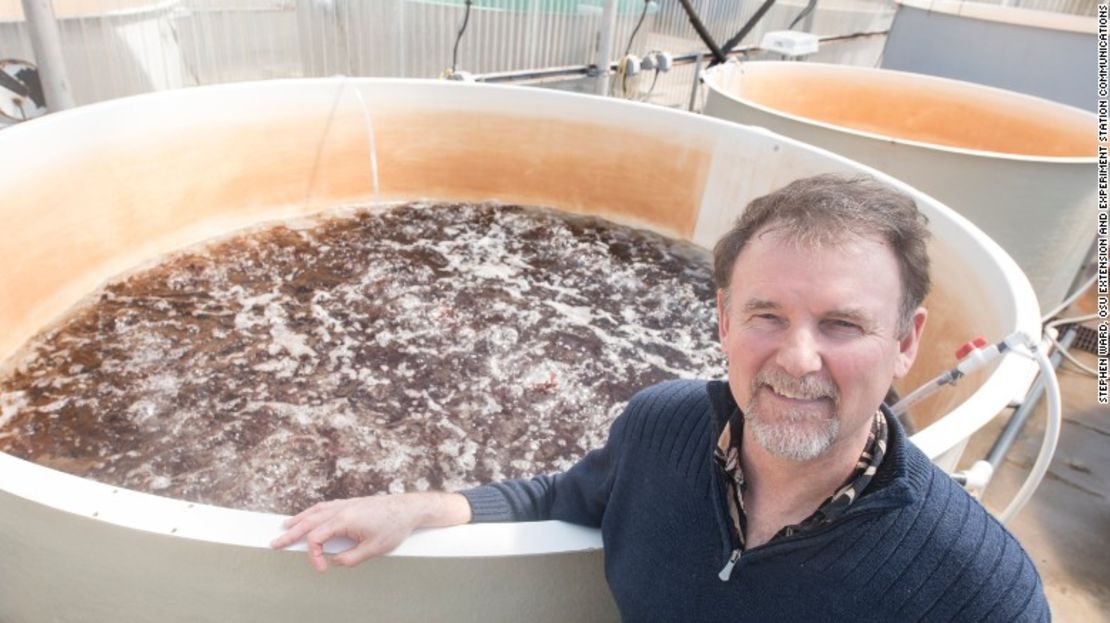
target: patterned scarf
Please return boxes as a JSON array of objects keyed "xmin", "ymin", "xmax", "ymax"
[{"xmin": 713, "ymin": 408, "xmax": 888, "ymax": 551}]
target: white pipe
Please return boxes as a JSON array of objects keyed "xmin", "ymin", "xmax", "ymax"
[
  {"xmin": 525, "ymin": 0, "xmax": 540, "ymax": 70},
  {"xmin": 892, "ymin": 334, "xmax": 1020, "ymax": 417},
  {"xmin": 19, "ymin": 0, "xmax": 75, "ymax": 112},
  {"xmin": 998, "ymin": 339, "xmax": 1062, "ymax": 524},
  {"xmin": 595, "ymin": 0, "xmax": 619, "ymax": 95}
]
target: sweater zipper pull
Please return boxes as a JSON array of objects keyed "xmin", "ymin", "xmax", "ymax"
[{"xmin": 718, "ymin": 549, "xmax": 741, "ymax": 581}]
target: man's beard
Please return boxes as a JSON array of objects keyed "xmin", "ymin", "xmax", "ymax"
[{"xmin": 744, "ymin": 367, "xmax": 840, "ymax": 462}]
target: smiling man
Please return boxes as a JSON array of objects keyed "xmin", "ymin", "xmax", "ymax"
[{"xmin": 273, "ymin": 174, "xmax": 1049, "ymax": 621}]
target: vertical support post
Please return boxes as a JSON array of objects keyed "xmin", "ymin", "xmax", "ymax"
[
  {"xmin": 594, "ymin": 0, "xmax": 619, "ymax": 96},
  {"xmin": 20, "ymin": 0, "xmax": 75, "ymax": 112},
  {"xmin": 687, "ymin": 54, "xmax": 703, "ymax": 112},
  {"xmin": 396, "ymin": 0, "xmax": 407, "ymax": 76},
  {"xmin": 525, "ymin": 0, "xmax": 540, "ymax": 71}
]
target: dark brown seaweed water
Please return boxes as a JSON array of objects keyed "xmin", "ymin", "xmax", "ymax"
[{"xmin": 0, "ymin": 203, "xmax": 725, "ymax": 513}]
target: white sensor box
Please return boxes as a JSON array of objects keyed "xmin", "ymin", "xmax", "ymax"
[{"xmin": 759, "ymin": 31, "xmax": 820, "ymax": 57}]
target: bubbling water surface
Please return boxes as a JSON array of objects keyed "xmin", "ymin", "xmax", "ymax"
[{"xmin": 0, "ymin": 203, "xmax": 725, "ymax": 513}]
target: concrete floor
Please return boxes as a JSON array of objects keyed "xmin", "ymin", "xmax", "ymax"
[{"xmin": 959, "ymin": 293, "xmax": 1109, "ymax": 621}]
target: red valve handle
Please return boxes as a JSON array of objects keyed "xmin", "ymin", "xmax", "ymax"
[{"xmin": 955, "ymin": 337, "xmax": 989, "ymax": 360}]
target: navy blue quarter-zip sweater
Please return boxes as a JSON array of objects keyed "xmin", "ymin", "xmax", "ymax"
[{"xmin": 462, "ymin": 379, "xmax": 1049, "ymax": 622}]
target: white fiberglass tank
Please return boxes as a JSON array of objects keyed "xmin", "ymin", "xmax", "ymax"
[
  {"xmin": 0, "ymin": 79, "xmax": 1039, "ymax": 622},
  {"xmin": 703, "ymin": 60, "xmax": 1097, "ymax": 310},
  {"xmin": 0, "ymin": 0, "xmax": 184, "ymax": 107}
]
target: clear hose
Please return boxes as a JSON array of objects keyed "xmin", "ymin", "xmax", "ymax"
[{"xmin": 998, "ymin": 340, "xmax": 1062, "ymax": 525}]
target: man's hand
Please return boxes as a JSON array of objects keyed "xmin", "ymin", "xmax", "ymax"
[{"xmin": 270, "ymin": 492, "xmax": 472, "ymax": 572}]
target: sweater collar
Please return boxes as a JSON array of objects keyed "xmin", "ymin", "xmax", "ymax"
[{"xmin": 850, "ymin": 404, "xmax": 918, "ymax": 512}]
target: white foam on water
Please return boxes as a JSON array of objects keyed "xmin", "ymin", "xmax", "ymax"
[
  {"xmin": 0, "ymin": 203, "xmax": 727, "ymax": 514},
  {"xmin": 0, "ymin": 391, "xmax": 28, "ymax": 429}
]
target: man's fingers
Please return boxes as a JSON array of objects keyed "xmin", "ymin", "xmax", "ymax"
[
  {"xmin": 284, "ymin": 500, "xmax": 335, "ymax": 528},
  {"xmin": 271, "ymin": 520, "xmax": 314, "ymax": 549},
  {"xmin": 273, "ymin": 501, "xmax": 349, "ymax": 548},
  {"xmin": 283, "ymin": 506, "xmax": 316, "ymax": 528},
  {"xmin": 304, "ymin": 519, "xmax": 351, "ymax": 573},
  {"xmin": 307, "ymin": 538, "xmax": 328, "ymax": 573},
  {"xmin": 272, "ymin": 510, "xmax": 330, "ymax": 548},
  {"xmin": 330, "ymin": 539, "xmax": 385, "ymax": 568},
  {"xmin": 272, "ymin": 496, "xmax": 415, "ymax": 570}
]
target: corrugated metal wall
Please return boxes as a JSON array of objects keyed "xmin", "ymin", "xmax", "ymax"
[
  {"xmin": 978, "ymin": 0, "xmax": 1098, "ymax": 15},
  {"xmin": 0, "ymin": 0, "xmax": 1093, "ymax": 114}
]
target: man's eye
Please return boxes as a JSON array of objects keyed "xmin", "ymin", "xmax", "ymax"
[
  {"xmin": 825, "ymin": 319, "xmax": 863, "ymax": 335},
  {"xmin": 748, "ymin": 313, "xmax": 783, "ymax": 327}
]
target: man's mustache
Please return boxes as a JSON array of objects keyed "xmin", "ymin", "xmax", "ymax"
[{"xmin": 751, "ymin": 367, "xmax": 838, "ymax": 403}]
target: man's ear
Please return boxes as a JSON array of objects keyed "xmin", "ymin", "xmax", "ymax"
[
  {"xmin": 717, "ymin": 290, "xmax": 730, "ymax": 345},
  {"xmin": 894, "ymin": 307, "xmax": 927, "ymax": 378}
]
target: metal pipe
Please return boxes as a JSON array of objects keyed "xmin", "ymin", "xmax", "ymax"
[
  {"xmin": 479, "ymin": 65, "xmax": 591, "ymax": 84},
  {"xmin": 688, "ymin": 54, "xmax": 703, "ymax": 112},
  {"xmin": 984, "ymin": 328, "xmax": 1075, "ymax": 469},
  {"xmin": 594, "ymin": 0, "xmax": 619, "ymax": 96},
  {"xmin": 525, "ymin": 0, "xmax": 540, "ymax": 70},
  {"xmin": 477, "ymin": 30, "xmax": 888, "ymax": 84},
  {"xmin": 20, "ymin": 0, "xmax": 75, "ymax": 112}
]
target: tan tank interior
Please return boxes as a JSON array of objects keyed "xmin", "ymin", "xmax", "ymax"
[{"xmin": 733, "ymin": 66, "xmax": 1096, "ymax": 158}]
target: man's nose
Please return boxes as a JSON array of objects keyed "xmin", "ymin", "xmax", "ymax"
[{"xmin": 774, "ymin": 327, "xmax": 823, "ymax": 378}]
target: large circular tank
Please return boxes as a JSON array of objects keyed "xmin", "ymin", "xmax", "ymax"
[
  {"xmin": 0, "ymin": 78, "xmax": 1039, "ymax": 621},
  {"xmin": 703, "ymin": 61, "xmax": 1097, "ymax": 310},
  {"xmin": 0, "ymin": 0, "xmax": 184, "ymax": 106}
]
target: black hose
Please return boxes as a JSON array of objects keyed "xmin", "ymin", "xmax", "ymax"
[
  {"xmin": 451, "ymin": 0, "xmax": 474, "ymax": 74},
  {"xmin": 788, "ymin": 0, "xmax": 818, "ymax": 30},
  {"xmin": 0, "ymin": 70, "xmax": 29, "ymax": 98},
  {"xmin": 677, "ymin": 0, "xmax": 727, "ymax": 65},
  {"xmin": 624, "ymin": 0, "xmax": 651, "ymax": 57},
  {"xmin": 711, "ymin": 0, "xmax": 779, "ymax": 66}
]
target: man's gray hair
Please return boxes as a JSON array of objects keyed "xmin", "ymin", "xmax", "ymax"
[{"xmin": 713, "ymin": 174, "xmax": 931, "ymax": 336}]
